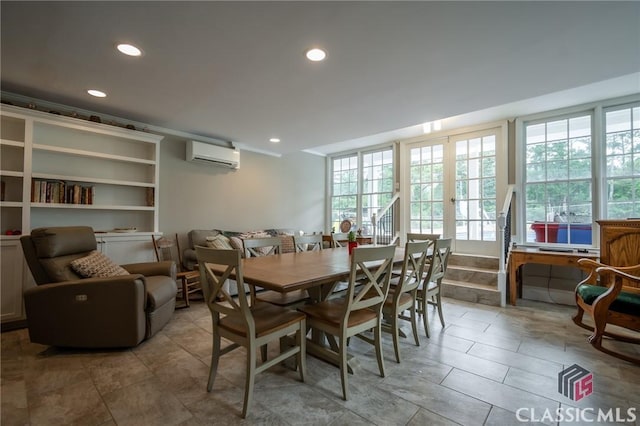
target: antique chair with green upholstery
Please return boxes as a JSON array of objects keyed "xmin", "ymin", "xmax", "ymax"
[
  {"xmin": 20, "ymin": 226, "xmax": 177, "ymax": 348},
  {"xmin": 574, "ymin": 259, "xmax": 640, "ymax": 364}
]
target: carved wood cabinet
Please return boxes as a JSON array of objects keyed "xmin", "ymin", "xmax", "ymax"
[{"xmin": 597, "ymin": 219, "xmax": 640, "ymax": 287}]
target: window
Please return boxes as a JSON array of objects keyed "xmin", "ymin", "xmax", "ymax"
[
  {"xmin": 523, "ymin": 114, "xmax": 593, "ymax": 245},
  {"xmin": 330, "ymin": 147, "xmax": 394, "ymax": 235},
  {"xmin": 604, "ymin": 103, "xmax": 640, "ymax": 218},
  {"xmin": 409, "ymin": 144, "xmax": 444, "ymax": 235},
  {"xmin": 330, "ymin": 155, "xmax": 358, "ymax": 233}
]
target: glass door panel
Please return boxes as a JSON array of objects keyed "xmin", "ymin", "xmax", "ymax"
[{"xmin": 406, "ymin": 128, "xmax": 504, "ymax": 255}]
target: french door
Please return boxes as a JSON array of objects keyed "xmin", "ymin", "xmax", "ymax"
[{"xmin": 404, "ymin": 126, "xmax": 506, "ymax": 255}]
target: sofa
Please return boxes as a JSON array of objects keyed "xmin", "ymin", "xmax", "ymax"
[
  {"xmin": 183, "ymin": 229, "xmax": 309, "ymax": 296},
  {"xmin": 183, "ymin": 228, "xmax": 306, "ymax": 270},
  {"xmin": 20, "ymin": 226, "xmax": 178, "ymax": 348}
]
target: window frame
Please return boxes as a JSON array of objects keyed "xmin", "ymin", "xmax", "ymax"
[
  {"xmin": 327, "ymin": 144, "xmax": 395, "ymax": 235},
  {"xmin": 515, "ymin": 94, "xmax": 640, "ymax": 248}
]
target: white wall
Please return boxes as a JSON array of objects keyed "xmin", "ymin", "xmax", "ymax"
[{"xmin": 158, "ymin": 136, "xmax": 326, "ymax": 246}]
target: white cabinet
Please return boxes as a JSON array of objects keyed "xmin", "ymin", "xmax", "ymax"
[
  {"xmin": 1, "ymin": 240, "xmax": 25, "ymax": 323},
  {"xmin": 0, "ymin": 104, "xmax": 164, "ymax": 325},
  {"xmin": 97, "ymin": 233, "xmax": 158, "ymax": 265}
]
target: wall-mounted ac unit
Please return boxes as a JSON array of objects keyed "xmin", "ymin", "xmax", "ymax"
[{"xmin": 186, "ymin": 140, "xmax": 240, "ymax": 169}]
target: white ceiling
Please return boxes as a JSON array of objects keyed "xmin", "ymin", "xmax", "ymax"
[{"xmin": 1, "ymin": 1, "xmax": 639, "ymax": 156}]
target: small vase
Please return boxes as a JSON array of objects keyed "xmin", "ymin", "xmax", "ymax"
[{"xmin": 348, "ymin": 241, "xmax": 358, "ymax": 255}]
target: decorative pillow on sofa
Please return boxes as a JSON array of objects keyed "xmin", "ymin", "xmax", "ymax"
[
  {"xmin": 205, "ymin": 234, "xmax": 234, "ymax": 250},
  {"xmin": 70, "ymin": 250, "xmax": 130, "ymax": 278}
]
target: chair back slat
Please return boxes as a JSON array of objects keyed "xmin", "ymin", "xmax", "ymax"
[
  {"xmin": 344, "ymin": 245, "xmax": 395, "ymax": 316},
  {"xmin": 196, "ymin": 246, "xmax": 254, "ymax": 335},
  {"xmin": 424, "ymin": 238, "xmax": 452, "ymax": 286},
  {"xmin": 396, "ymin": 240, "xmax": 430, "ymax": 294},
  {"xmin": 242, "ymin": 236, "xmax": 282, "ymax": 257},
  {"xmin": 293, "ymin": 234, "xmax": 323, "ymax": 252}
]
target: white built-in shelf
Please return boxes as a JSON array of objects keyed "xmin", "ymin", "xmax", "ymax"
[
  {"xmin": 0, "ymin": 201, "xmax": 22, "ymax": 208},
  {"xmin": 0, "ymin": 170, "xmax": 24, "ymax": 178},
  {"xmin": 0, "ymin": 139, "xmax": 25, "ymax": 148},
  {"xmin": 30, "ymin": 203, "xmax": 154, "ymax": 211},
  {"xmin": 32, "ymin": 173, "xmax": 155, "ymax": 188},
  {"xmin": 32, "ymin": 144, "xmax": 155, "ymax": 165}
]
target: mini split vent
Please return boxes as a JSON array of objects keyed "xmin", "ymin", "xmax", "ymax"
[{"xmin": 186, "ymin": 140, "xmax": 240, "ymax": 169}]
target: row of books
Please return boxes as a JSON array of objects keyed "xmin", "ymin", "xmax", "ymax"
[{"xmin": 31, "ymin": 180, "xmax": 95, "ymax": 205}]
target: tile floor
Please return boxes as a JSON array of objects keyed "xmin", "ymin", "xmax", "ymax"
[{"xmin": 2, "ymin": 298, "xmax": 639, "ymax": 426}]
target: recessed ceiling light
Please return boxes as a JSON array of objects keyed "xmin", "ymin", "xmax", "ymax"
[
  {"xmin": 87, "ymin": 89, "xmax": 107, "ymax": 98},
  {"xmin": 269, "ymin": 138, "xmax": 281, "ymax": 143},
  {"xmin": 305, "ymin": 48, "xmax": 326, "ymax": 62},
  {"xmin": 117, "ymin": 43, "xmax": 142, "ymax": 57}
]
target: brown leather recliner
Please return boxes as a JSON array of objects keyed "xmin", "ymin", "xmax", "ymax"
[{"xmin": 20, "ymin": 226, "xmax": 178, "ymax": 348}]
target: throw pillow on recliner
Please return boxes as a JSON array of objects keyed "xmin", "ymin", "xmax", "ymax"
[{"xmin": 70, "ymin": 250, "xmax": 130, "ymax": 278}]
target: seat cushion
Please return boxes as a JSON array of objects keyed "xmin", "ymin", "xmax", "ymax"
[
  {"xmin": 576, "ymin": 284, "xmax": 640, "ymax": 316},
  {"xmin": 145, "ymin": 275, "xmax": 178, "ymax": 310}
]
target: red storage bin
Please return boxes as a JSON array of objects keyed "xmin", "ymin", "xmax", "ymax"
[{"xmin": 531, "ymin": 222, "xmax": 559, "ymax": 243}]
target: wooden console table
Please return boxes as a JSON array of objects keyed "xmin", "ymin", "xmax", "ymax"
[{"xmin": 508, "ymin": 247, "xmax": 599, "ymax": 306}]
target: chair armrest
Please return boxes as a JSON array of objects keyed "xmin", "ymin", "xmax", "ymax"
[
  {"xmin": 121, "ymin": 261, "xmax": 176, "ymax": 279},
  {"xmin": 23, "ymin": 276, "xmax": 147, "ymax": 347}
]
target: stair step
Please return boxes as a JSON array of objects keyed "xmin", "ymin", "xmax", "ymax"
[
  {"xmin": 448, "ymin": 253, "xmax": 500, "ymax": 269},
  {"xmin": 442, "ymin": 279, "xmax": 501, "ymax": 306},
  {"xmin": 445, "ymin": 265, "xmax": 498, "ymax": 286}
]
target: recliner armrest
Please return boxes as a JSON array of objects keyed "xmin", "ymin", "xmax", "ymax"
[
  {"xmin": 23, "ymin": 275, "xmax": 148, "ymax": 348},
  {"xmin": 121, "ymin": 261, "xmax": 176, "ymax": 279}
]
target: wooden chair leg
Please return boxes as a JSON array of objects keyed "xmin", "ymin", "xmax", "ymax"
[
  {"xmin": 297, "ymin": 322, "xmax": 307, "ymax": 382},
  {"xmin": 340, "ymin": 335, "xmax": 349, "ymax": 400},
  {"xmin": 374, "ymin": 320, "xmax": 386, "ymax": 378},
  {"xmin": 207, "ymin": 332, "xmax": 220, "ymax": 392},
  {"xmin": 242, "ymin": 346, "xmax": 257, "ymax": 419},
  {"xmin": 391, "ymin": 314, "xmax": 401, "ymax": 363},
  {"xmin": 422, "ymin": 297, "xmax": 431, "ymax": 338},
  {"xmin": 436, "ymin": 293, "xmax": 445, "ymax": 328},
  {"xmin": 410, "ymin": 304, "xmax": 420, "ymax": 347},
  {"xmin": 260, "ymin": 344, "xmax": 267, "ymax": 362}
]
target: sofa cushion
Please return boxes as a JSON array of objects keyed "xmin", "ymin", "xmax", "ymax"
[
  {"xmin": 40, "ymin": 253, "xmax": 87, "ymax": 282},
  {"xmin": 189, "ymin": 229, "xmax": 220, "ymax": 249},
  {"xmin": 70, "ymin": 251, "xmax": 130, "ymax": 278},
  {"xmin": 205, "ymin": 234, "xmax": 234, "ymax": 250},
  {"xmin": 31, "ymin": 226, "xmax": 97, "ymax": 258}
]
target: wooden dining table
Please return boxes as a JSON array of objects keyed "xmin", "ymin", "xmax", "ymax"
[
  {"xmin": 214, "ymin": 245, "xmax": 406, "ymax": 302},
  {"xmin": 206, "ymin": 245, "xmax": 406, "ymax": 370}
]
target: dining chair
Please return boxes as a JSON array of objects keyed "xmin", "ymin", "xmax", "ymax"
[
  {"xmin": 293, "ymin": 234, "xmax": 323, "ymax": 252},
  {"xmin": 195, "ymin": 246, "xmax": 307, "ymax": 418},
  {"xmin": 298, "ymin": 244, "xmax": 396, "ymax": 400},
  {"xmin": 417, "ymin": 238, "xmax": 452, "ymax": 337},
  {"xmin": 152, "ymin": 233, "xmax": 200, "ymax": 308},
  {"xmin": 331, "ymin": 232, "xmax": 350, "ymax": 248},
  {"xmin": 249, "ymin": 236, "xmax": 310, "ymax": 307},
  {"xmin": 383, "ymin": 240, "xmax": 430, "ymax": 363},
  {"xmin": 242, "ymin": 236, "xmax": 282, "ymax": 257},
  {"xmin": 391, "ymin": 233, "xmax": 439, "ymax": 277}
]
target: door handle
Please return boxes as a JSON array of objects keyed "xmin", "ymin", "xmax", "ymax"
[{"xmin": 450, "ymin": 197, "xmax": 456, "ymax": 203}]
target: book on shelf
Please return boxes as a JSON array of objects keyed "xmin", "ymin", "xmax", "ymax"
[{"xmin": 31, "ymin": 179, "xmax": 94, "ymax": 205}]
